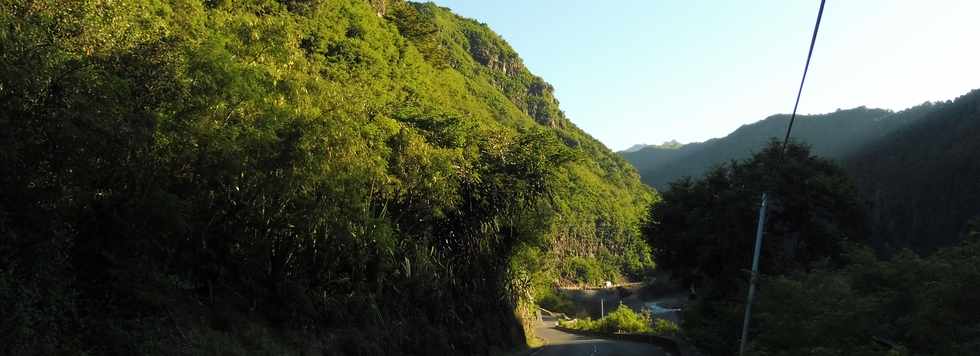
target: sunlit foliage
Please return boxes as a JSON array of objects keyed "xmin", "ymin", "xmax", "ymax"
[{"xmin": 0, "ymin": 0, "xmax": 652, "ymax": 354}]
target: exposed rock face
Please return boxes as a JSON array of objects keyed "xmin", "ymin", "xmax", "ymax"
[
  {"xmin": 527, "ymin": 79, "xmax": 563, "ymax": 127},
  {"xmin": 529, "ymin": 79, "xmax": 552, "ymax": 96},
  {"xmin": 460, "ymin": 26, "xmax": 567, "ymax": 128},
  {"xmin": 466, "ymin": 36, "xmax": 524, "ymax": 76},
  {"xmin": 368, "ymin": 0, "xmax": 390, "ymax": 16}
]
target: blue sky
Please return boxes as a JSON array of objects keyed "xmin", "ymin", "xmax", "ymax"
[{"xmin": 429, "ymin": 0, "xmax": 980, "ymax": 151}]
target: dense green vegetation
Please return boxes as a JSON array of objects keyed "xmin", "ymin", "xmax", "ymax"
[
  {"xmin": 750, "ymin": 240, "xmax": 980, "ymax": 355},
  {"xmin": 847, "ymin": 90, "xmax": 980, "ymax": 251},
  {"xmin": 645, "ymin": 141, "xmax": 866, "ymax": 294},
  {"xmin": 0, "ymin": 0, "xmax": 653, "ymax": 354},
  {"xmin": 626, "ymin": 92, "xmax": 980, "ymax": 252},
  {"xmin": 682, "ymin": 238, "xmax": 980, "ymax": 356},
  {"xmin": 644, "ymin": 142, "xmax": 980, "ymax": 355},
  {"xmin": 558, "ymin": 304, "xmax": 678, "ymax": 336}
]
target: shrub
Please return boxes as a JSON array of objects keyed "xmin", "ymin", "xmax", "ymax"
[
  {"xmin": 652, "ymin": 318, "xmax": 680, "ymax": 335},
  {"xmin": 535, "ymin": 288, "xmax": 577, "ymax": 316},
  {"xmin": 600, "ymin": 305, "xmax": 652, "ymax": 334},
  {"xmin": 558, "ymin": 304, "xmax": 677, "ymax": 336}
]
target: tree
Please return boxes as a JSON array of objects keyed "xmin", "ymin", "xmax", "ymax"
[
  {"xmin": 387, "ymin": 1, "xmax": 448, "ymax": 67},
  {"xmin": 642, "ymin": 141, "xmax": 867, "ymax": 294}
]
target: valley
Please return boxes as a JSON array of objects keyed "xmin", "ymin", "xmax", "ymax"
[{"xmin": 1, "ymin": 0, "xmax": 977, "ymax": 355}]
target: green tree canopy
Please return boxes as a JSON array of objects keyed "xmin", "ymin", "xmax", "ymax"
[
  {"xmin": 0, "ymin": 0, "xmax": 652, "ymax": 353},
  {"xmin": 643, "ymin": 141, "xmax": 867, "ymax": 294}
]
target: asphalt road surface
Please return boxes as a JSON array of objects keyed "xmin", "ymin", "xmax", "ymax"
[{"xmin": 528, "ymin": 316, "xmax": 669, "ymax": 356}]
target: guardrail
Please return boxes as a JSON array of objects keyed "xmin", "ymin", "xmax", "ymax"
[{"xmin": 536, "ymin": 306, "xmax": 571, "ymax": 321}]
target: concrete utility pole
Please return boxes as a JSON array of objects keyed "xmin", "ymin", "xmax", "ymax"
[
  {"xmin": 739, "ymin": 193, "xmax": 768, "ymax": 356},
  {"xmin": 739, "ymin": 1, "xmax": 826, "ymax": 354}
]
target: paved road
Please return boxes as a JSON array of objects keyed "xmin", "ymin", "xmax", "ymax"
[{"xmin": 527, "ymin": 316, "xmax": 669, "ymax": 356}]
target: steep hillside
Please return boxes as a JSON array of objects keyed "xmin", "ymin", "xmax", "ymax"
[
  {"xmin": 847, "ymin": 90, "xmax": 980, "ymax": 251},
  {"xmin": 415, "ymin": 2, "xmax": 655, "ymax": 269},
  {"xmin": 0, "ymin": 0, "xmax": 651, "ymax": 354}
]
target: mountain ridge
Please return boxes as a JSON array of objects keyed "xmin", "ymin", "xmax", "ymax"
[
  {"xmin": 622, "ymin": 92, "xmax": 980, "ymax": 251},
  {"xmin": 620, "ymin": 140, "xmax": 685, "ymax": 153},
  {"xmin": 621, "ymin": 105, "xmax": 928, "ymax": 189}
]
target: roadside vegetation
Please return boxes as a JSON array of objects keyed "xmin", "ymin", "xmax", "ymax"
[
  {"xmin": 558, "ymin": 304, "xmax": 679, "ymax": 336},
  {"xmin": 644, "ymin": 141, "xmax": 980, "ymax": 355},
  {"xmin": 535, "ymin": 288, "xmax": 579, "ymax": 317}
]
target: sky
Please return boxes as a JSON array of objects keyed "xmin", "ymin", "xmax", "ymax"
[{"xmin": 429, "ymin": 0, "xmax": 980, "ymax": 151}]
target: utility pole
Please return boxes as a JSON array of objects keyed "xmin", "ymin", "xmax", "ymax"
[
  {"xmin": 738, "ymin": 1, "xmax": 826, "ymax": 355},
  {"xmin": 739, "ymin": 193, "xmax": 768, "ymax": 356},
  {"xmin": 600, "ymin": 298, "xmax": 605, "ymax": 318}
]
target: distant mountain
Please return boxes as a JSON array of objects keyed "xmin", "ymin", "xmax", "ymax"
[
  {"xmin": 622, "ymin": 106, "xmax": 925, "ymax": 189},
  {"xmin": 621, "ymin": 143, "xmax": 649, "ymax": 153},
  {"xmin": 655, "ymin": 139, "xmax": 685, "ymax": 149},
  {"xmin": 622, "ymin": 91, "xmax": 980, "ymax": 251},
  {"xmin": 620, "ymin": 140, "xmax": 685, "ymax": 154}
]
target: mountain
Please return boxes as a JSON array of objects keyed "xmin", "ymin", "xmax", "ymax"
[
  {"xmin": 654, "ymin": 139, "xmax": 685, "ymax": 149},
  {"xmin": 418, "ymin": 2, "xmax": 656, "ymax": 266},
  {"xmin": 622, "ymin": 106, "xmax": 928, "ymax": 189},
  {"xmin": 847, "ymin": 90, "xmax": 980, "ymax": 251},
  {"xmin": 623, "ymin": 92, "xmax": 980, "ymax": 251},
  {"xmin": 621, "ymin": 143, "xmax": 649, "ymax": 153},
  {"xmin": 0, "ymin": 1, "xmax": 652, "ymax": 354},
  {"xmin": 619, "ymin": 140, "xmax": 686, "ymax": 154},
  {"xmin": 639, "ymin": 94, "xmax": 980, "ymax": 356}
]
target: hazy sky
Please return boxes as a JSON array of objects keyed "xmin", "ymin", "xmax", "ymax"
[{"xmin": 429, "ymin": 0, "xmax": 980, "ymax": 151}]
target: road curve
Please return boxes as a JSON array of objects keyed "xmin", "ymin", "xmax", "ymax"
[{"xmin": 527, "ymin": 317, "xmax": 669, "ymax": 356}]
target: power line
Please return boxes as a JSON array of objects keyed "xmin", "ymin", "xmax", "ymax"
[
  {"xmin": 781, "ymin": 0, "xmax": 827, "ymax": 152},
  {"xmin": 739, "ymin": 1, "xmax": 827, "ymax": 356}
]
